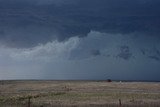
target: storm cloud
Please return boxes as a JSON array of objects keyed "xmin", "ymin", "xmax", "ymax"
[
  {"xmin": 0, "ymin": 0, "xmax": 160, "ymax": 81},
  {"xmin": 0, "ymin": 0, "xmax": 160, "ymax": 47},
  {"xmin": 117, "ymin": 46, "xmax": 132, "ymax": 60},
  {"xmin": 0, "ymin": 31, "xmax": 160, "ymax": 80}
]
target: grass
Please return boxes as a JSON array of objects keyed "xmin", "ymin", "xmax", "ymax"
[{"xmin": 0, "ymin": 81, "xmax": 160, "ymax": 107}]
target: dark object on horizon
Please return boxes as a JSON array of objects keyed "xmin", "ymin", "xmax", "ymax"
[{"xmin": 107, "ymin": 79, "xmax": 112, "ymax": 82}]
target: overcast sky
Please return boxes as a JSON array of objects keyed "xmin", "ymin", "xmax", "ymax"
[{"xmin": 0, "ymin": 0, "xmax": 160, "ymax": 81}]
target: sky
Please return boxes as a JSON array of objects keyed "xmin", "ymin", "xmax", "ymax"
[{"xmin": 0, "ymin": 0, "xmax": 160, "ymax": 81}]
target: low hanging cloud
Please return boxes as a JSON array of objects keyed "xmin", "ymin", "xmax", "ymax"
[
  {"xmin": 90, "ymin": 50, "xmax": 101, "ymax": 56},
  {"xmin": 3, "ymin": 37, "xmax": 80, "ymax": 62},
  {"xmin": 147, "ymin": 49, "xmax": 160, "ymax": 61},
  {"xmin": 117, "ymin": 46, "xmax": 133, "ymax": 60},
  {"xmin": 0, "ymin": 31, "xmax": 160, "ymax": 80},
  {"xmin": 148, "ymin": 56, "xmax": 160, "ymax": 61},
  {"xmin": 1, "ymin": 31, "xmax": 160, "ymax": 62}
]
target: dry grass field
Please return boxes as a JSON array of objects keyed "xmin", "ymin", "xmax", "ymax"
[{"xmin": 0, "ymin": 80, "xmax": 160, "ymax": 107}]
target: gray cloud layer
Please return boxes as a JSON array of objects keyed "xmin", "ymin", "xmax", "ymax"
[
  {"xmin": 0, "ymin": 0, "xmax": 160, "ymax": 81},
  {"xmin": 0, "ymin": 31, "xmax": 160, "ymax": 80},
  {"xmin": 0, "ymin": 0, "xmax": 160, "ymax": 47}
]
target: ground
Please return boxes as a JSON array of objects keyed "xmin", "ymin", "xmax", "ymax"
[{"xmin": 0, "ymin": 80, "xmax": 160, "ymax": 107}]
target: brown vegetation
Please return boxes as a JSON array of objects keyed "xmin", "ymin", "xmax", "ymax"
[{"xmin": 0, "ymin": 81, "xmax": 160, "ymax": 107}]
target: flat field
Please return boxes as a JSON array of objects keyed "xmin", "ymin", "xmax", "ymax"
[{"xmin": 0, "ymin": 80, "xmax": 160, "ymax": 107}]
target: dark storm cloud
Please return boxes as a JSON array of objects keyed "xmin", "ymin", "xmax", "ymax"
[
  {"xmin": 117, "ymin": 46, "xmax": 132, "ymax": 60},
  {"xmin": 140, "ymin": 49, "xmax": 146, "ymax": 55},
  {"xmin": 0, "ymin": 0, "xmax": 160, "ymax": 47},
  {"xmin": 148, "ymin": 49, "xmax": 160, "ymax": 61},
  {"xmin": 148, "ymin": 56, "xmax": 160, "ymax": 61},
  {"xmin": 90, "ymin": 50, "xmax": 101, "ymax": 56},
  {"xmin": 1, "ymin": 30, "xmax": 160, "ymax": 80},
  {"xmin": 155, "ymin": 49, "xmax": 160, "ymax": 56}
]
